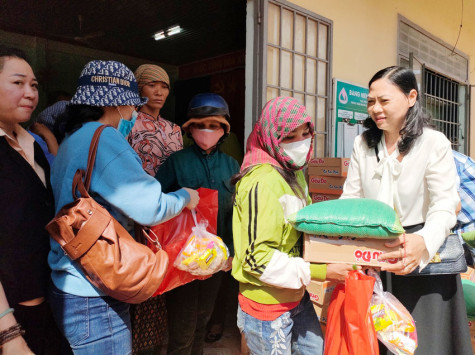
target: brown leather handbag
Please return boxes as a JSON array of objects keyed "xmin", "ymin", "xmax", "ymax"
[{"xmin": 46, "ymin": 125, "xmax": 168, "ymax": 304}]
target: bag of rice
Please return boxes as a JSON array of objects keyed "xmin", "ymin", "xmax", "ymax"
[{"xmin": 288, "ymin": 198, "xmax": 404, "ymax": 238}]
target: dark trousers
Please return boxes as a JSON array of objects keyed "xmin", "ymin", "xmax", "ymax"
[
  {"xmin": 166, "ymin": 272, "xmax": 224, "ymax": 355},
  {"xmin": 207, "ymin": 270, "xmax": 239, "ymax": 330},
  {"xmin": 380, "ymin": 272, "xmax": 472, "ymax": 355}
]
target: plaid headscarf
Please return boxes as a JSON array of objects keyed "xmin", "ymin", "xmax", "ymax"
[
  {"xmin": 134, "ymin": 64, "xmax": 170, "ymax": 93},
  {"xmin": 241, "ymin": 96, "xmax": 315, "ymax": 172}
]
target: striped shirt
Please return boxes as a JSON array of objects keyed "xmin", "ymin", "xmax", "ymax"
[{"xmin": 453, "ymin": 150, "xmax": 475, "ymax": 233}]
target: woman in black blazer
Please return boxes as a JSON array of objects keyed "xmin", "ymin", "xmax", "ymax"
[{"xmin": 0, "ymin": 45, "xmax": 64, "ymax": 354}]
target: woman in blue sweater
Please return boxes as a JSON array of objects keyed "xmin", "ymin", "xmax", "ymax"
[{"xmin": 48, "ymin": 60, "xmax": 199, "ymax": 354}]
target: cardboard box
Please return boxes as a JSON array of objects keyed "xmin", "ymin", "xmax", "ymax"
[
  {"xmin": 307, "ymin": 280, "xmax": 337, "ymax": 306},
  {"xmin": 468, "ymin": 320, "xmax": 475, "ymax": 353},
  {"xmin": 461, "ymin": 266, "xmax": 475, "ymax": 283},
  {"xmin": 312, "ymin": 301, "xmax": 329, "ymax": 324},
  {"xmin": 303, "ymin": 234, "xmax": 399, "ymax": 267},
  {"xmin": 308, "ymin": 166, "xmax": 348, "ymax": 177},
  {"xmin": 308, "ymin": 157, "xmax": 350, "ymax": 168},
  {"xmin": 308, "ymin": 158, "xmax": 350, "ymax": 177},
  {"xmin": 469, "ymin": 319, "xmax": 475, "ymax": 332},
  {"xmin": 310, "ymin": 192, "xmax": 341, "ymax": 203},
  {"xmin": 308, "ymin": 175, "xmax": 346, "ymax": 194}
]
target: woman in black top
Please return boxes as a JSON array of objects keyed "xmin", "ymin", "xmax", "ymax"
[{"xmin": 0, "ymin": 45, "xmax": 65, "ymax": 354}]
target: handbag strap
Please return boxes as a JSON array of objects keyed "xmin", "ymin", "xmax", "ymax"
[
  {"xmin": 71, "ymin": 125, "xmax": 110, "ymax": 200},
  {"xmin": 72, "ymin": 170, "xmax": 89, "ymax": 199},
  {"xmin": 84, "ymin": 125, "xmax": 109, "ymax": 191},
  {"xmin": 68, "ymin": 124, "xmax": 154, "ymax": 246}
]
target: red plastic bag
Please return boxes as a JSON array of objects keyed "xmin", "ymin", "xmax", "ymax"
[
  {"xmin": 324, "ymin": 270, "xmax": 378, "ymax": 355},
  {"xmin": 149, "ymin": 188, "xmax": 218, "ymax": 295}
]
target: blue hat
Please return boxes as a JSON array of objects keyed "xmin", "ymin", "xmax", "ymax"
[
  {"xmin": 182, "ymin": 93, "xmax": 231, "ymax": 134},
  {"xmin": 70, "ymin": 60, "xmax": 148, "ymax": 107},
  {"xmin": 186, "ymin": 93, "xmax": 230, "ymax": 120}
]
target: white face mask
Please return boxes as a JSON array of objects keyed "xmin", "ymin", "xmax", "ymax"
[{"xmin": 280, "ymin": 138, "xmax": 312, "ymax": 166}]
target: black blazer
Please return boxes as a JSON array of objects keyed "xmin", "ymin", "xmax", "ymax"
[{"xmin": 0, "ymin": 136, "xmax": 54, "ymax": 306}]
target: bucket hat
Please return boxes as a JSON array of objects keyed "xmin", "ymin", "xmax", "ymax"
[{"xmin": 71, "ymin": 60, "xmax": 148, "ymax": 107}]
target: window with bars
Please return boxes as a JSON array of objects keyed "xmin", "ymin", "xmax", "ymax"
[
  {"xmin": 260, "ymin": 0, "xmax": 332, "ymax": 156},
  {"xmin": 422, "ymin": 68, "xmax": 465, "ymax": 150},
  {"xmin": 398, "ymin": 16, "xmax": 469, "ymax": 153}
]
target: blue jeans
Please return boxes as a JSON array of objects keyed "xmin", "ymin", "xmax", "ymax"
[
  {"xmin": 237, "ymin": 292, "xmax": 323, "ymax": 355},
  {"xmin": 48, "ymin": 283, "xmax": 132, "ymax": 355}
]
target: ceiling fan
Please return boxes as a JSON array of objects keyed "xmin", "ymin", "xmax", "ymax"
[
  {"xmin": 56, "ymin": 14, "xmax": 104, "ymax": 46},
  {"xmin": 74, "ymin": 15, "xmax": 104, "ymax": 44}
]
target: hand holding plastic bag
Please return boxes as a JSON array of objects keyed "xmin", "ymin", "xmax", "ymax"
[
  {"xmin": 368, "ymin": 269, "xmax": 418, "ymax": 355},
  {"xmin": 174, "ymin": 210, "xmax": 229, "ymax": 275},
  {"xmin": 149, "ymin": 188, "xmax": 219, "ymax": 295}
]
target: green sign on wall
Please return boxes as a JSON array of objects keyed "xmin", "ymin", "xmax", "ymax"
[{"xmin": 333, "ymin": 80, "xmax": 369, "ymax": 156}]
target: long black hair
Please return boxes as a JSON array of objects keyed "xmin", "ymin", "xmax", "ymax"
[
  {"xmin": 363, "ymin": 66, "xmax": 431, "ymax": 154},
  {"xmin": 59, "ymin": 104, "xmax": 104, "ymax": 140}
]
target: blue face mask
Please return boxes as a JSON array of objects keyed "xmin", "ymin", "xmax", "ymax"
[{"xmin": 117, "ymin": 109, "xmax": 138, "ymax": 137}]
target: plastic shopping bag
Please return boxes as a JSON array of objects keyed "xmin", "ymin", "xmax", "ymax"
[
  {"xmin": 174, "ymin": 209, "xmax": 229, "ymax": 275},
  {"xmin": 149, "ymin": 188, "xmax": 219, "ymax": 295},
  {"xmin": 324, "ymin": 270, "xmax": 379, "ymax": 355},
  {"xmin": 368, "ymin": 269, "xmax": 418, "ymax": 355},
  {"xmin": 323, "ymin": 282, "xmax": 348, "ymax": 354}
]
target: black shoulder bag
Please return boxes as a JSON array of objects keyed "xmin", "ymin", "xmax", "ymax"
[{"xmin": 374, "ymin": 146, "xmax": 466, "ymax": 275}]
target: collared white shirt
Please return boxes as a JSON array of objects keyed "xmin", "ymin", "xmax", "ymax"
[{"xmin": 341, "ymin": 128, "xmax": 459, "ymax": 268}]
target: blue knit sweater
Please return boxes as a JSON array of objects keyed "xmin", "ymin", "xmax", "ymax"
[{"xmin": 48, "ymin": 122, "xmax": 190, "ymax": 297}]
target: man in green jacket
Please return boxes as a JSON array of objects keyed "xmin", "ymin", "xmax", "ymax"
[{"xmin": 156, "ymin": 93, "xmax": 240, "ymax": 355}]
